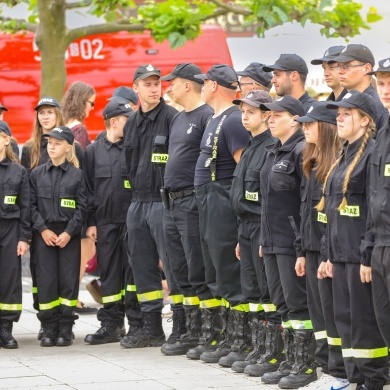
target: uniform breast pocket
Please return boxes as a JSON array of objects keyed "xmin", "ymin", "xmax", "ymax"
[
  {"xmin": 244, "ymin": 169, "xmax": 260, "ymax": 202},
  {"xmin": 59, "ymin": 186, "xmax": 78, "ymax": 211},
  {"xmin": 270, "ymin": 160, "xmax": 296, "ymax": 191},
  {"xmin": 37, "ymin": 186, "xmax": 53, "ymax": 213},
  {"xmin": 3, "ymin": 183, "xmax": 21, "ymax": 211},
  {"xmin": 338, "ymin": 178, "xmax": 364, "ymax": 220}
]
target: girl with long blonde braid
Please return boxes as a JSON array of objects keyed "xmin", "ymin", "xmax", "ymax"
[{"xmin": 318, "ymin": 90, "xmax": 388, "ymax": 390}]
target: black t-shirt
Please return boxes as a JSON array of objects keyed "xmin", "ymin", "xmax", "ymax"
[
  {"xmin": 194, "ymin": 107, "xmax": 250, "ymax": 187},
  {"xmin": 164, "ymin": 104, "xmax": 213, "ymax": 192}
]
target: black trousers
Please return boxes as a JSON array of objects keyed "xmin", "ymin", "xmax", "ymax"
[
  {"xmin": 195, "ymin": 181, "xmax": 244, "ymax": 308},
  {"xmin": 333, "ymin": 262, "xmax": 388, "ymax": 384},
  {"xmin": 306, "ymin": 251, "xmax": 345, "ymax": 377},
  {"xmin": 127, "ymin": 201, "xmax": 179, "ymax": 313},
  {"xmin": 163, "ymin": 194, "xmax": 212, "ymax": 304},
  {"xmin": 34, "ymin": 223, "xmax": 80, "ymax": 326},
  {"xmin": 263, "ymin": 253, "xmax": 309, "ymax": 326},
  {"xmin": 96, "ymin": 223, "xmax": 127, "ymax": 327},
  {"xmin": 0, "ymin": 220, "xmax": 22, "ymax": 322},
  {"xmin": 372, "ymin": 246, "xmax": 390, "ymax": 348},
  {"xmin": 238, "ymin": 220, "xmax": 279, "ymax": 321}
]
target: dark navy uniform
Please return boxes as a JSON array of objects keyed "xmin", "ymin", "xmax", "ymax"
[
  {"xmin": 324, "ymin": 138, "xmax": 388, "ymax": 386},
  {"xmin": 30, "ymin": 161, "xmax": 87, "ymax": 327},
  {"xmin": 229, "ymin": 130, "xmax": 278, "ymax": 320},
  {"xmin": 0, "ymin": 159, "xmax": 30, "ymax": 323},
  {"xmin": 124, "ymin": 98, "xmax": 178, "ymax": 313},
  {"xmin": 363, "ymin": 85, "xmax": 389, "ymax": 131},
  {"xmin": 84, "ymin": 137, "xmax": 132, "ymax": 328},
  {"xmin": 299, "ymin": 92, "xmax": 316, "ymax": 113}
]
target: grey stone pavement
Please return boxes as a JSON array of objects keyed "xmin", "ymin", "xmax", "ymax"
[{"xmin": 0, "ymin": 257, "xmax": 374, "ymax": 389}]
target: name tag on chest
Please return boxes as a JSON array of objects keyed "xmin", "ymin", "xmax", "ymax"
[
  {"xmin": 61, "ymin": 199, "xmax": 76, "ymax": 208},
  {"xmin": 340, "ymin": 205, "xmax": 360, "ymax": 217}
]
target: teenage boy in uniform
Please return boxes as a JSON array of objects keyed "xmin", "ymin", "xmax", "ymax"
[{"xmin": 83, "ymin": 100, "xmax": 134, "ymax": 344}]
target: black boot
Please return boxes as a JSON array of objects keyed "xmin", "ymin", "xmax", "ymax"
[
  {"xmin": 200, "ymin": 308, "xmax": 234, "ymax": 363},
  {"xmin": 278, "ymin": 330, "xmax": 318, "ymax": 389},
  {"xmin": 0, "ymin": 320, "xmax": 18, "ymax": 349},
  {"xmin": 244, "ymin": 321, "xmax": 285, "ymax": 377},
  {"xmin": 56, "ymin": 323, "xmax": 74, "ymax": 346},
  {"xmin": 231, "ymin": 313, "xmax": 266, "ymax": 373},
  {"xmin": 262, "ymin": 328, "xmax": 295, "ymax": 384},
  {"xmin": 161, "ymin": 306, "xmax": 201, "ymax": 356},
  {"xmin": 40, "ymin": 324, "xmax": 58, "ymax": 347},
  {"xmin": 120, "ymin": 317, "xmax": 144, "ymax": 348},
  {"xmin": 186, "ymin": 306, "xmax": 225, "ymax": 360},
  {"xmin": 84, "ymin": 325, "xmax": 122, "ymax": 345},
  {"xmin": 165, "ymin": 306, "xmax": 186, "ymax": 344},
  {"xmin": 362, "ymin": 378, "xmax": 387, "ymax": 390},
  {"xmin": 37, "ymin": 326, "xmax": 43, "ymax": 341},
  {"xmin": 219, "ymin": 310, "xmax": 253, "ymax": 367},
  {"xmin": 120, "ymin": 312, "xmax": 165, "ymax": 348}
]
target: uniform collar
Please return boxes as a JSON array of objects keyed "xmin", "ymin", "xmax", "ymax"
[
  {"xmin": 342, "ymin": 135, "xmax": 364, "ymax": 158},
  {"xmin": 250, "ymin": 129, "xmax": 272, "ymax": 146},
  {"xmin": 104, "ymin": 136, "xmax": 123, "ymax": 150},
  {"xmin": 269, "ymin": 128, "xmax": 305, "ymax": 153},
  {"xmin": 46, "ymin": 160, "xmax": 70, "ymax": 172},
  {"xmin": 0, "ymin": 157, "xmax": 10, "ymax": 166},
  {"xmin": 135, "ymin": 98, "xmax": 166, "ymax": 126}
]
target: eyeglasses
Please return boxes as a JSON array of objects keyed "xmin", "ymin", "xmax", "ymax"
[
  {"xmin": 239, "ymin": 82, "xmax": 262, "ymax": 88},
  {"xmin": 337, "ymin": 63, "xmax": 366, "ymax": 71},
  {"xmin": 87, "ymin": 100, "xmax": 95, "ymax": 107}
]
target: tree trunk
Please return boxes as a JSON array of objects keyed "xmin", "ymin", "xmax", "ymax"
[{"xmin": 35, "ymin": 0, "xmax": 68, "ymax": 99}]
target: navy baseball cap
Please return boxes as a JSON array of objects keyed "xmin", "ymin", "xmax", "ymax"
[
  {"xmin": 263, "ymin": 54, "xmax": 308, "ymax": 76},
  {"xmin": 0, "ymin": 120, "xmax": 11, "ymax": 136},
  {"xmin": 133, "ymin": 64, "xmax": 161, "ymax": 82},
  {"xmin": 35, "ymin": 96, "xmax": 61, "ymax": 111},
  {"xmin": 326, "ymin": 90, "xmax": 377, "ymax": 122},
  {"xmin": 161, "ymin": 63, "xmax": 204, "ymax": 85},
  {"xmin": 368, "ymin": 58, "xmax": 390, "ymax": 75},
  {"xmin": 311, "ymin": 46, "xmax": 346, "ymax": 65},
  {"xmin": 332, "ymin": 44, "xmax": 375, "ymax": 66},
  {"xmin": 233, "ymin": 90, "xmax": 272, "ymax": 108},
  {"xmin": 194, "ymin": 65, "xmax": 239, "ymax": 90},
  {"xmin": 295, "ymin": 101, "xmax": 337, "ymax": 125},
  {"xmin": 236, "ymin": 62, "xmax": 273, "ymax": 88},
  {"xmin": 260, "ymin": 95, "xmax": 305, "ymax": 117},
  {"xmin": 109, "ymin": 87, "xmax": 138, "ymax": 105},
  {"xmin": 43, "ymin": 126, "xmax": 74, "ymax": 145},
  {"xmin": 103, "ymin": 100, "xmax": 134, "ymax": 120},
  {"xmin": 0, "ymin": 102, "xmax": 8, "ymax": 112}
]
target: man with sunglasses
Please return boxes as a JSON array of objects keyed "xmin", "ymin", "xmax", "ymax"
[
  {"xmin": 332, "ymin": 44, "xmax": 388, "ymax": 130},
  {"xmin": 236, "ymin": 62, "xmax": 273, "ymax": 97}
]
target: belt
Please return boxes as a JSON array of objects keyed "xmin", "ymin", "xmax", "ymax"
[{"xmin": 168, "ymin": 188, "xmax": 195, "ymax": 201}]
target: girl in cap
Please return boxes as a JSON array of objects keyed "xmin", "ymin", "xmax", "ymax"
[
  {"xmin": 294, "ymin": 102, "xmax": 348, "ymax": 390},
  {"xmin": 0, "ymin": 121, "xmax": 30, "ymax": 349},
  {"xmin": 30, "ymin": 126, "xmax": 87, "ymax": 347},
  {"xmin": 246, "ymin": 96, "xmax": 317, "ymax": 389},
  {"xmin": 317, "ymin": 90, "xmax": 388, "ymax": 390}
]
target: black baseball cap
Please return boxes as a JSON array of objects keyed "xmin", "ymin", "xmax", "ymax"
[
  {"xmin": 233, "ymin": 90, "xmax": 272, "ymax": 108},
  {"xmin": 236, "ymin": 62, "xmax": 272, "ymax": 88},
  {"xmin": 260, "ymin": 95, "xmax": 305, "ymax": 117},
  {"xmin": 0, "ymin": 120, "xmax": 11, "ymax": 136},
  {"xmin": 109, "ymin": 86, "xmax": 138, "ymax": 105},
  {"xmin": 194, "ymin": 64, "xmax": 239, "ymax": 90},
  {"xmin": 332, "ymin": 44, "xmax": 375, "ymax": 66},
  {"xmin": 368, "ymin": 58, "xmax": 390, "ymax": 75},
  {"xmin": 35, "ymin": 96, "xmax": 61, "ymax": 111},
  {"xmin": 0, "ymin": 102, "xmax": 8, "ymax": 112},
  {"xmin": 133, "ymin": 64, "xmax": 161, "ymax": 82},
  {"xmin": 263, "ymin": 54, "xmax": 308, "ymax": 76},
  {"xmin": 311, "ymin": 46, "xmax": 346, "ymax": 65},
  {"xmin": 43, "ymin": 126, "xmax": 74, "ymax": 145},
  {"xmin": 326, "ymin": 90, "xmax": 377, "ymax": 122},
  {"xmin": 103, "ymin": 100, "xmax": 134, "ymax": 120},
  {"xmin": 295, "ymin": 101, "xmax": 337, "ymax": 125},
  {"xmin": 161, "ymin": 63, "xmax": 203, "ymax": 85}
]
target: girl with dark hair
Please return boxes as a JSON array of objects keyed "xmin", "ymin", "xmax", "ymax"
[
  {"xmin": 317, "ymin": 90, "xmax": 388, "ymax": 390},
  {"xmin": 294, "ymin": 102, "xmax": 348, "ymax": 390}
]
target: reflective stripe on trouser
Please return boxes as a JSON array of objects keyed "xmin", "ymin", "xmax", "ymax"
[
  {"xmin": 263, "ymin": 253, "xmax": 309, "ymax": 326},
  {"xmin": 333, "ymin": 262, "xmax": 388, "ymax": 384},
  {"xmin": 163, "ymin": 195, "xmax": 212, "ymax": 302},
  {"xmin": 127, "ymin": 201, "xmax": 180, "ymax": 312},
  {"xmin": 200, "ymin": 298, "xmax": 223, "ymax": 309},
  {"xmin": 0, "ymin": 220, "xmax": 23, "ymax": 322},
  {"xmin": 183, "ymin": 296, "xmax": 200, "ymax": 306},
  {"xmin": 195, "ymin": 182, "xmax": 245, "ymax": 307},
  {"xmin": 34, "ymin": 228, "xmax": 80, "ymax": 325},
  {"xmin": 306, "ymin": 251, "xmax": 329, "ymax": 369},
  {"xmin": 96, "ymin": 223, "xmax": 126, "ymax": 326}
]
